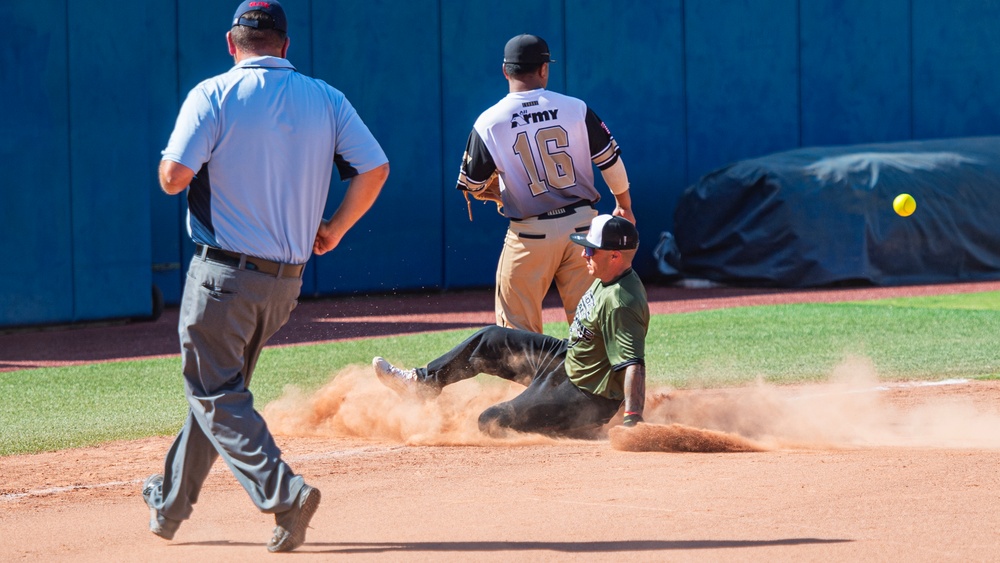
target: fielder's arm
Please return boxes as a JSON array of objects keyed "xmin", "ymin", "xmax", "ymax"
[
  {"xmin": 622, "ymin": 362, "xmax": 646, "ymax": 426},
  {"xmin": 159, "ymin": 159, "xmax": 196, "ymax": 195},
  {"xmin": 585, "ymin": 108, "xmax": 634, "ymax": 224},
  {"xmin": 314, "ymin": 162, "xmax": 390, "ymax": 255},
  {"xmin": 600, "ymin": 159, "xmax": 635, "ymax": 224}
]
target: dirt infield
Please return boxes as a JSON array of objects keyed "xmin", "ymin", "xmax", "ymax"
[{"xmin": 2, "ymin": 281, "xmax": 1000, "ymax": 561}]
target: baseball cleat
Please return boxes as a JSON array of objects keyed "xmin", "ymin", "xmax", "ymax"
[
  {"xmin": 268, "ymin": 484, "xmax": 321, "ymax": 553},
  {"xmin": 141, "ymin": 474, "xmax": 181, "ymax": 540},
  {"xmin": 372, "ymin": 356, "xmax": 419, "ymax": 394},
  {"xmin": 372, "ymin": 357, "xmax": 439, "ymax": 399}
]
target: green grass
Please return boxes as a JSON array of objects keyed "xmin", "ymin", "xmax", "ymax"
[
  {"xmin": 2, "ymin": 291, "xmax": 998, "ymax": 456},
  {"xmin": 0, "ymin": 359, "xmax": 185, "ymax": 455},
  {"xmin": 851, "ymin": 290, "xmax": 1000, "ymax": 311},
  {"xmin": 650, "ymin": 301, "xmax": 1000, "ymax": 387}
]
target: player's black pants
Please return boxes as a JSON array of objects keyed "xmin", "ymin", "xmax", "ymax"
[{"xmin": 415, "ymin": 325, "xmax": 622, "ymax": 437}]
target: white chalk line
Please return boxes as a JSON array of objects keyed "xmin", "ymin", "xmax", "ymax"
[
  {"xmin": 0, "ymin": 479, "xmax": 141, "ymax": 503},
  {"xmin": 0, "ymin": 445, "xmax": 404, "ymax": 504},
  {"xmin": 788, "ymin": 378, "xmax": 969, "ymax": 401},
  {"xmin": 285, "ymin": 444, "xmax": 406, "ymax": 462},
  {"xmin": 524, "ymin": 495, "xmax": 680, "ymax": 514}
]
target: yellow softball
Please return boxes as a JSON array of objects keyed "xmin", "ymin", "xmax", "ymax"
[{"xmin": 893, "ymin": 193, "xmax": 916, "ymax": 217}]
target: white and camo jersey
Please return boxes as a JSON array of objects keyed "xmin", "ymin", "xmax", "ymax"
[{"xmin": 456, "ymin": 88, "xmax": 620, "ymax": 220}]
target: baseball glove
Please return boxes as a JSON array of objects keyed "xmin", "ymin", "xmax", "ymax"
[{"xmin": 462, "ymin": 172, "xmax": 503, "ymax": 221}]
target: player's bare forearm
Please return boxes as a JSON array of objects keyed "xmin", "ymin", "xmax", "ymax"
[
  {"xmin": 159, "ymin": 160, "xmax": 195, "ymax": 195},
  {"xmin": 600, "ymin": 159, "xmax": 635, "ymax": 224},
  {"xmin": 313, "ymin": 162, "xmax": 389, "ymax": 255},
  {"xmin": 623, "ymin": 363, "xmax": 645, "ymax": 416}
]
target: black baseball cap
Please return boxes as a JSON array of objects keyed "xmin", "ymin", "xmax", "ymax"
[
  {"xmin": 503, "ymin": 34, "xmax": 554, "ymax": 64},
  {"xmin": 570, "ymin": 215, "xmax": 639, "ymax": 250},
  {"xmin": 232, "ymin": 0, "xmax": 287, "ymax": 33}
]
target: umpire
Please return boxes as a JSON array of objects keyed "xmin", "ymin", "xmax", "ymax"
[
  {"xmin": 374, "ymin": 215, "xmax": 648, "ymax": 436},
  {"xmin": 143, "ymin": 0, "xmax": 389, "ymax": 553}
]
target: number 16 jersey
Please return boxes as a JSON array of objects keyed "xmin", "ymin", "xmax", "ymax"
[{"xmin": 457, "ymin": 88, "xmax": 621, "ymax": 220}]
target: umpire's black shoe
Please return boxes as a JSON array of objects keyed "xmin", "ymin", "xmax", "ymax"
[
  {"xmin": 268, "ymin": 484, "xmax": 322, "ymax": 553},
  {"xmin": 141, "ymin": 474, "xmax": 181, "ymax": 540}
]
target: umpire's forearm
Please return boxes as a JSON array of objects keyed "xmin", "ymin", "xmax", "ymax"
[
  {"xmin": 327, "ymin": 163, "xmax": 389, "ymax": 233},
  {"xmin": 623, "ymin": 363, "xmax": 645, "ymax": 415},
  {"xmin": 313, "ymin": 163, "xmax": 389, "ymax": 255}
]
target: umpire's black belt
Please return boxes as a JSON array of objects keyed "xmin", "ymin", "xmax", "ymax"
[
  {"xmin": 511, "ymin": 199, "xmax": 594, "ymax": 222},
  {"xmin": 195, "ymin": 244, "xmax": 305, "ymax": 278}
]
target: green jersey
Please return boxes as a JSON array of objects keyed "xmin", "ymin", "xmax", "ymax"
[{"xmin": 564, "ymin": 268, "xmax": 649, "ymax": 400}]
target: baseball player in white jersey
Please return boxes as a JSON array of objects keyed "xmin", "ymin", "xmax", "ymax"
[{"xmin": 457, "ymin": 34, "xmax": 635, "ymax": 333}]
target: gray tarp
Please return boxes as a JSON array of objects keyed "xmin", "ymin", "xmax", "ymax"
[{"xmin": 672, "ymin": 137, "xmax": 1000, "ymax": 287}]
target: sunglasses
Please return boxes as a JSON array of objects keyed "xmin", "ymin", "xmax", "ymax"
[{"xmin": 584, "ymin": 246, "xmax": 621, "ymax": 258}]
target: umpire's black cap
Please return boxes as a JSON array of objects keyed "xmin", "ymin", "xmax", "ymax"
[{"xmin": 504, "ymin": 34, "xmax": 554, "ymax": 64}]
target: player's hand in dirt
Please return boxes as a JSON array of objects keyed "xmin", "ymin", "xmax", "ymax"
[{"xmin": 623, "ymin": 413, "xmax": 643, "ymax": 427}]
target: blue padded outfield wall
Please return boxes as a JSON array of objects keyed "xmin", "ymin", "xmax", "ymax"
[{"xmin": 3, "ymin": 0, "xmax": 1000, "ymax": 327}]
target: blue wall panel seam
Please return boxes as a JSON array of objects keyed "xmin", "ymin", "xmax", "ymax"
[
  {"xmin": 437, "ymin": 0, "xmax": 447, "ymax": 290},
  {"xmin": 64, "ymin": 0, "xmax": 77, "ymax": 321},
  {"xmin": 908, "ymin": 0, "xmax": 914, "ymax": 139},
  {"xmin": 308, "ymin": 0, "xmax": 317, "ymax": 291},
  {"xmin": 796, "ymin": 0, "xmax": 802, "ymax": 148},
  {"xmin": 680, "ymin": 0, "xmax": 689, "ymax": 186},
  {"xmin": 308, "ymin": 0, "xmax": 315, "ymax": 75},
  {"xmin": 562, "ymin": 0, "xmax": 568, "ymax": 88},
  {"xmin": 173, "ymin": 0, "xmax": 185, "ymax": 295}
]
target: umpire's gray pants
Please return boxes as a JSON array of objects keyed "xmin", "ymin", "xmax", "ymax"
[{"xmin": 156, "ymin": 256, "xmax": 304, "ymax": 521}]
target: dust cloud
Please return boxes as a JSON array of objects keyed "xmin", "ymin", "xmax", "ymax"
[
  {"xmin": 265, "ymin": 356, "xmax": 1000, "ymax": 451},
  {"xmin": 641, "ymin": 356, "xmax": 1000, "ymax": 450},
  {"xmin": 264, "ymin": 366, "xmax": 559, "ymax": 446}
]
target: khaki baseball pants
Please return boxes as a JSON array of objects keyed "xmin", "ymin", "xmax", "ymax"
[{"xmin": 495, "ymin": 206, "xmax": 597, "ymax": 333}]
